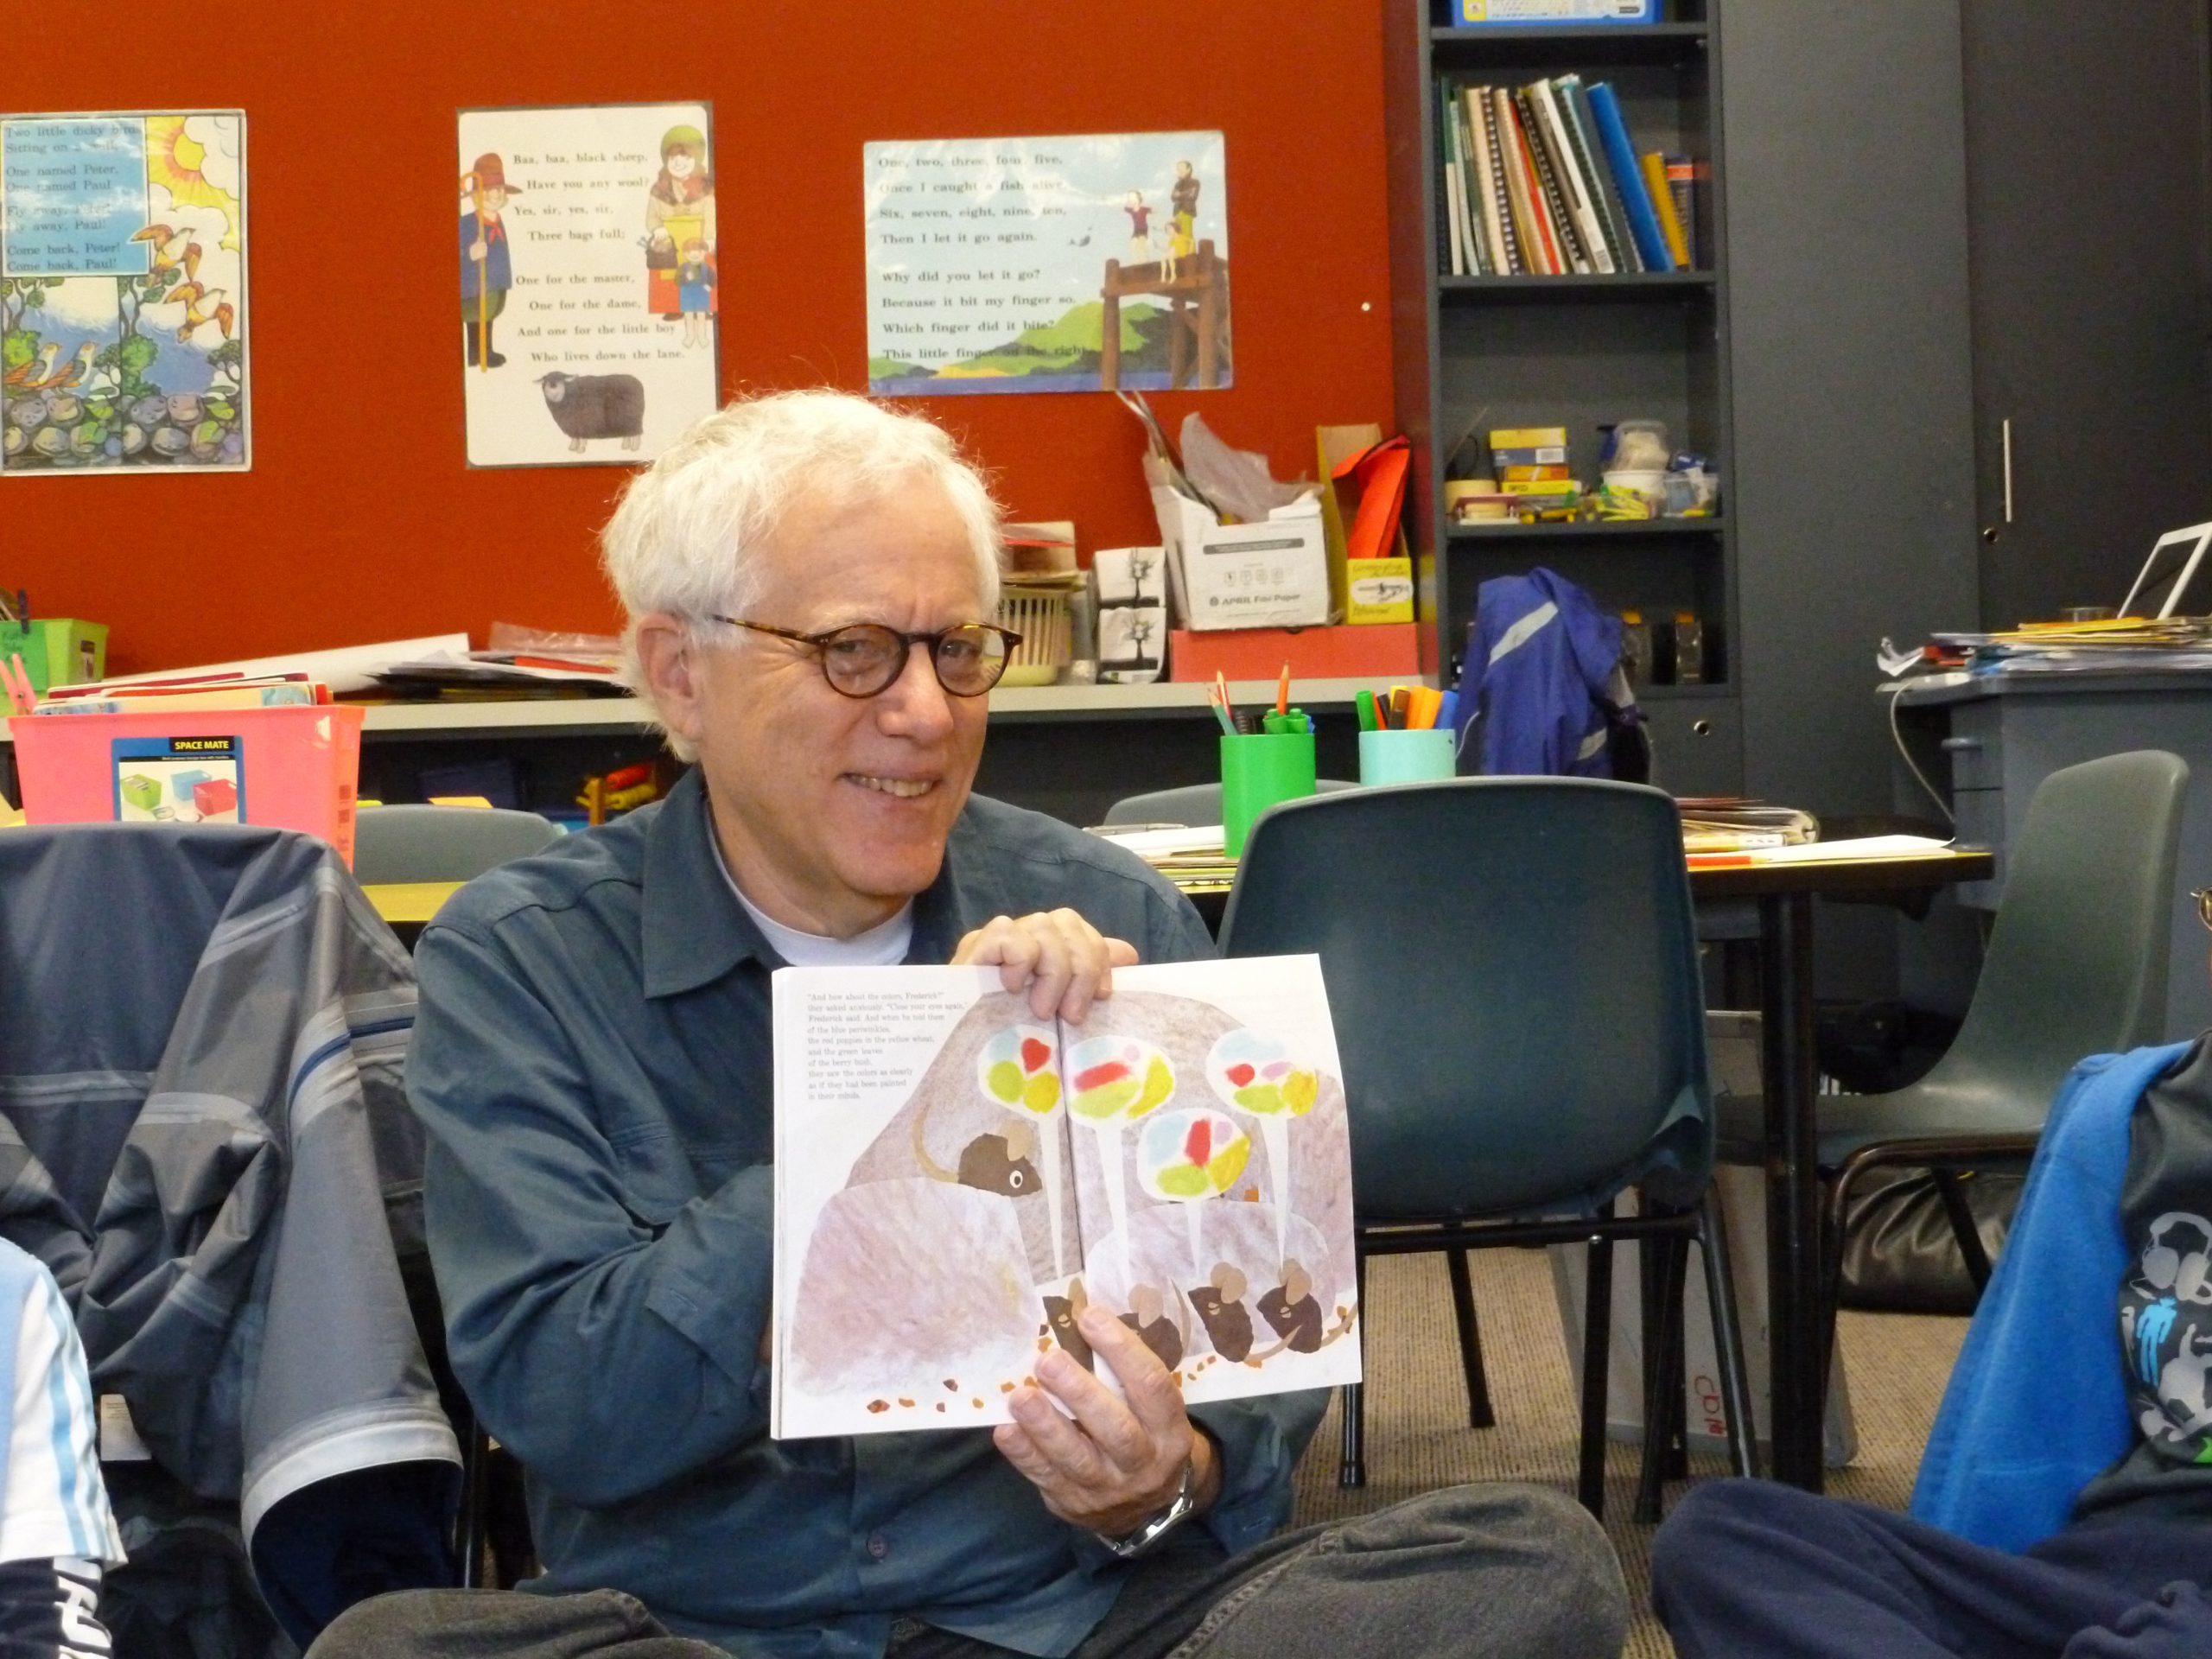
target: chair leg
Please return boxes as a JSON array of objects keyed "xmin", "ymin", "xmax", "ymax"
[
  {"xmin": 1578, "ymin": 1205, "xmax": 1616, "ymax": 1521},
  {"xmin": 1338, "ymin": 1252, "xmax": 1369, "ymax": 1488},
  {"xmin": 1698, "ymin": 1185, "xmax": 1761, "ymax": 1480},
  {"xmin": 1635, "ymin": 1231, "xmax": 1688, "ymax": 1523},
  {"xmin": 1931, "ymin": 1168, "xmax": 1995, "ymax": 1294},
  {"xmin": 1446, "ymin": 1243, "xmax": 1497, "ymax": 1429}
]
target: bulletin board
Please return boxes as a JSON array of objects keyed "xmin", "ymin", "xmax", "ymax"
[{"xmin": 0, "ymin": 0, "xmax": 1394, "ymax": 675}]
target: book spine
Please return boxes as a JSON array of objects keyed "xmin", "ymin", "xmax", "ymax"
[
  {"xmin": 1515, "ymin": 86, "xmax": 1586, "ymax": 272},
  {"xmin": 1493, "ymin": 89, "xmax": 1548, "ymax": 273},
  {"xmin": 1479, "ymin": 88, "xmax": 1522, "ymax": 274},
  {"xmin": 1665, "ymin": 154, "xmax": 1699, "ymax": 269},
  {"xmin": 1557, "ymin": 75, "xmax": 1633, "ymax": 273},
  {"xmin": 1533, "ymin": 79, "xmax": 1614, "ymax": 274},
  {"xmin": 1642, "ymin": 151, "xmax": 1693, "ymax": 269},
  {"xmin": 1452, "ymin": 88, "xmax": 1484, "ymax": 273},
  {"xmin": 1466, "ymin": 86, "xmax": 1509, "ymax": 275},
  {"xmin": 1440, "ymin": 81, "xmax": 1467, "ymax": 276},
  {"xmin": 1586, "ymin": 80, "xmax": 1675, "ymax": 272},
  {"xmin": 1504, "ymin": 92, "xmax": 1563, "ymax": 273},
  {"xmin": 1435, "ymin": 76, "xmax": 1462, "ymax": 276}
]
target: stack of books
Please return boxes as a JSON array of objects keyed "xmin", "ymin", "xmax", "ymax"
[{"xmin": 1435, "ymin": 74, "xmax": 1697, "ymax": 277}]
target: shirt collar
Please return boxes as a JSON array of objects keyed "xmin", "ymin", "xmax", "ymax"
[{"xmin": 639, "ymin": 766, "xmax": 971, "ymax": 996}]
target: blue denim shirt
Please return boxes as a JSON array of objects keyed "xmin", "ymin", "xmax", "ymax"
[{"xmin": 409, "ymin": 771, "xmax": 1325, "ymax": 1658}]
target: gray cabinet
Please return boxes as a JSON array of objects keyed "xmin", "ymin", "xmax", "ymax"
[
  {"xmin": 1895, "ymin": 672, "xmax": 2212, "ymax": 1039},
  {"xmin": 1962, "ymin": 0, "xmax": 2212, "ymax": 630}
]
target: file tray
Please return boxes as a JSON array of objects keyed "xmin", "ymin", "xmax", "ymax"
[{"xmin": 10, "ymin": 703, "xmax": 365, "ymax": 866}]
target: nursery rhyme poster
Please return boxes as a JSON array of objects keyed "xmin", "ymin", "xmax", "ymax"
[
  {"xmin": 1, "ymin": 111, "xmax": 248, "ymax": 475},
  {"xmin": 865, "ymin": 130, "xmax": 1230, "ymax": 398},
  {"xmin": 458, "ymin": 103, "xmax": 721, "ymax": 468}
]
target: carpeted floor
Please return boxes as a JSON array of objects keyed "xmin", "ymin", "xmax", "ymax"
[{"xmin": 1287, "ymin": 1249, "xmax": 1969, "ymax": 1657}]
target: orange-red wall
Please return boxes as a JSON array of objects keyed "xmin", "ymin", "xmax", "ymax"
[{"xmin": 0, "ymin": 2, "xmax": 1395, "ymax": 677}]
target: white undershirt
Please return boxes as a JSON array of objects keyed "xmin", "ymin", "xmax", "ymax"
[{"xmin": 710, "ymin": 835, "xmax": 914, "ymax": 967}]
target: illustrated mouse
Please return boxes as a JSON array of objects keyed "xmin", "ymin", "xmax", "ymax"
[
  {"xmin": 1042, "ymin": 1277, "xmax": 1095, "ymax": 1370},
  {"xmin": 912, "ymin": 1105, "xmax": 1041, "ymax": 1198},
  {"xmin": 1187, "ymin": 1262, "xmax": 1255, "ymax": 1362},
  {"xmin": 1122, "ymin": 1282, "xmax": 1185, "ymax": 1371}
]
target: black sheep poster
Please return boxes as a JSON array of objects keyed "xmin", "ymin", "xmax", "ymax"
[
  {"xmin": 769, "ymin": 957, "xmax": 1359, "ymax": 1440},
  {"xmin": 457, "ymin": 103, "xmax": 720, "ymax": 468}
]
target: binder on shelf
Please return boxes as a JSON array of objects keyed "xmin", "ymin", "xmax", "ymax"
[
  {"xmin": 1556, "ymin": 75, "xmax": 1637, "ymax": 273},
  {"xmin": 1585, "ymin": 80, "xmax": 1677, "ymax": 272},
  {"xmin": 1531, "ymin": 79, "xmax": 1615, "ymax": 275},
  {"xmin": 1514, "ymin": 86, "xmax": 1587, "ymax": 272},
  {"xmin": 1477, "ymin": 89, "xmax": 1522, "ymax": 274},
  {"xmin": 1643, "ymin": 151, "xmax": 1694, "ymax": 268}
]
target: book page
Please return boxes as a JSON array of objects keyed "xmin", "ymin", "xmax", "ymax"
[
  {"xmin": 772, "ymin": 965, "xmax": 1080, "ymax": 1440},
  {"xmin": 1061, "ymin": 957, "xmax": 1360, "ymax": 1412},
  {"xmin": 772, "ymin": 956, "xmax": 1359, "ymax": 1440}
]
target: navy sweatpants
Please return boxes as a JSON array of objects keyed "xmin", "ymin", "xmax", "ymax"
[{"xmin": 1651, "ymin": 1479, "xmax": 2212, "ymax": 1658}]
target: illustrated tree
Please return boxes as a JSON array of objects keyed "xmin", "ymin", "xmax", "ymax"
[{"xmin": 2, "ymin": 277, "xmax": 51, "ymax": 370}]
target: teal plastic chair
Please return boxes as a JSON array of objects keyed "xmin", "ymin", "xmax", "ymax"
[
  {"xmin": 353, "ymin": 804, "xmax": 563, "ymax": 884},
  {"xmin": 1218, "ymin": 777, "xmax": 1758, "ymax": 1517},
  {"xmin": 1735, "ymin": 749, "xmax": 2186, "ymax": 1387},
  {"xmin": 1102, "ymin": 779, "xmax": 1357, "ymax": 827}
]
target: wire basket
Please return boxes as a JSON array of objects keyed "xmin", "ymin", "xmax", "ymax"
[{"xmin": 996, "ymin": 587, "xmax": 1072, "ymax": 687}]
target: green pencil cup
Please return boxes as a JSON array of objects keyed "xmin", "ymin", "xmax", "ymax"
[
  {"xmin": 1358, "ymin": 728, "xmax": 1456, "ymax": 786},
  {"xmin": 1220, "ymin": 731, "xmax": 1317, "ymax": 857}
]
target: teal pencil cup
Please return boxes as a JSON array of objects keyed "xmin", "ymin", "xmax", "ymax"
[
  {"xmin": 1220, "ymin": 732, "xmax": 1317, "ymax": 857},
  {"xmin": 1357, "ymin": 728, "xmax": 1456, "ymax": 786}
]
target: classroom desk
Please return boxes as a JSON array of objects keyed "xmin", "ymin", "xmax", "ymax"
[
  {"xmin": 1688, "ymin": 849, "xmax": 1992, "ymax": 1491},
  {"xmin": 1187, "ymin": 845, "xmax": 1993, "ymax": 1492}
]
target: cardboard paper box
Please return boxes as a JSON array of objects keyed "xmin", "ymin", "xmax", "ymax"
[{"xmin": 1151, "ymin": 490, "xmax": 1331, "ymax": 632}]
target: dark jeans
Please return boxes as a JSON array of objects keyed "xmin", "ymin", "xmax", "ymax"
[
  {"xmin": 1651, "ymin": 1478, "xmax": 2212, "ymax": 1658},
  {"xmin": 307, "ymin": 1484, "xmax": 1624, "ymax": 1659}
]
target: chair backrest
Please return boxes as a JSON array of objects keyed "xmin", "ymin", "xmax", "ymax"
[
  {"xmin": 353, "ymin": 804, "xmax": 563, "ymax": 884},
  {"xmin": 1103, "ymin": 779, "xmax": 1357, "ymax": 827},
  {"xmin": 1217, "ymin": 777, "xmax": 1712, "ymax": 1219},
  {"xmin": 1929, "ymin": 749, "xmax": 2189, "ymax": 1112}
]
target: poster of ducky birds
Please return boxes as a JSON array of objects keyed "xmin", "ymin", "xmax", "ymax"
[
  {"xmin": 1, "ymin": 111, "xmax": 248, "ymax": 475},
  {"xmin": 865, "ymin": 130, "xmax": 1230, "ymax": 398}
]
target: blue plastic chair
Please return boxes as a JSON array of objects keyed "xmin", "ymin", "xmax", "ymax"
[
  {"xmin": 1218, "ymin": 777, "xmax": 1758, "ymax": 1516},
  {"xmin": 353, "ymin": 804, "xmax": 562, "ymax": 884},
  {"xmin": 1102, "ymin": 779, "xmax": 1357, "ymax": 827}
]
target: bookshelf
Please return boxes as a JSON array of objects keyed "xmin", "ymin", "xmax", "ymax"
[{"xmin": 1385, "ymin": 0, "xmax": 1740, "ymax": 789}]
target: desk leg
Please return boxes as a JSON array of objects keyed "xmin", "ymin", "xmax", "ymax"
[{"xmin": 1759, "ymin": 890, "xmax": 1823, "ymax": 1491}]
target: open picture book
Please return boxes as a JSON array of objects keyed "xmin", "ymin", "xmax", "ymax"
[{"xmin": 770, "ymin": 955, "xmax": 1362, "ymax": 1440}]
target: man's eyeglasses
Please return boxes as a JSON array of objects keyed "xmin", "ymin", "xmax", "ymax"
[
  {"xmin": 710, "ymin": 616, "xmax": 1022, "ymax": 699},
  {"xmin": 2195, "ymin": 887, "xmax": 2212, "ymax": 931}
]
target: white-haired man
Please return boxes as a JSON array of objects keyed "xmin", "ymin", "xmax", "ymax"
[{"xmin": 309, "ymin": 391, "xmax": 1626, "ymax": 1659}]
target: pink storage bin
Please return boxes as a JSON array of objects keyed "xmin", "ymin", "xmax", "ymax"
[{"xmin": 10, "ymin": 704, "xmax": 364, "ymax": 867}]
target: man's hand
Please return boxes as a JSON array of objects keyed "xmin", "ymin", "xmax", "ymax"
[
  {"xmin": 994, "ymin": 1304, "xmax": 1222, "ymax": 1538},
  {"xmin": 469, "ymin": 238, "xmax": 489, "ymax": 261},
  {"xmin": 952, "ymin": 910, "xmax": 1136, "ymax": 1023}
]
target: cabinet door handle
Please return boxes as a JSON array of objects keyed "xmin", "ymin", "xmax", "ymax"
[
  {"xmin": 1940, "ymin": 736, "xmax": 1982, "ymax": 752},
  {"xmin": 2001, "ymin": 417, "xmax": 2014, "ymax": 524}
]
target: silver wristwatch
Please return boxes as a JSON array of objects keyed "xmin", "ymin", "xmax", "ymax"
[{"xmin": 1097, "ymin": 1456, "xmax": 1197, "ymax": 1560}]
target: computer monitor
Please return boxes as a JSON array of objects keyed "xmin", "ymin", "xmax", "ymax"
[{"xmin": 2119, "ymin": 520, "xmax": 2212, "ymax": 620}]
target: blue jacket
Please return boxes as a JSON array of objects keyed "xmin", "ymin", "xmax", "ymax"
[
  {"xmin": 1909, "ymin": 1043, "xmax": 2192, "ymax": 1551},
  {"xmin": 1456, "ymin": 567, "xmax": 1628, "ymax": 776}
]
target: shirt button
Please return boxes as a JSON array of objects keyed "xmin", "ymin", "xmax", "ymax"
[{"xmin": 866, "ymin": 1531, "xmax": 888, "ymax": 1561}]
